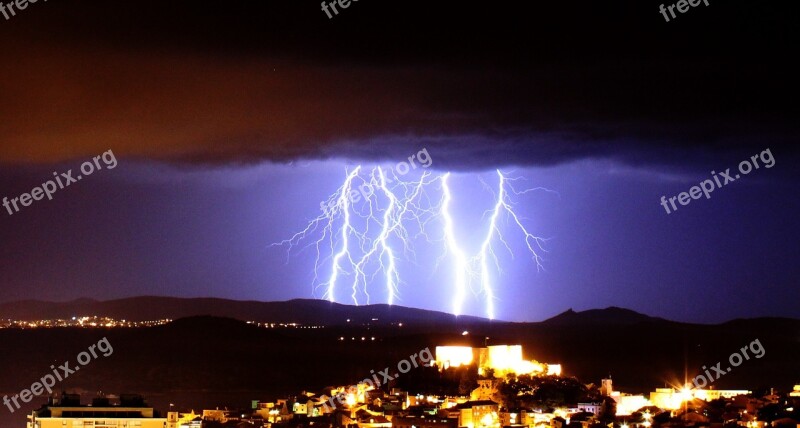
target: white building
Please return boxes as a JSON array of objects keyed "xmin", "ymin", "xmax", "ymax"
[
  {"xmin": 27, "ymin": 398, "xmax": 174, "ymax": 428},
  {"xmin": 577, "ymin": 403, "xmax": 602, "ymax": 415}
]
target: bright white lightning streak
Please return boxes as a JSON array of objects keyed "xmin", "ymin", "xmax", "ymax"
[
  {"xmin": 269, "ymin": 167, "xmax": 363, "ymax": 299},
  {"xmin": 440, "ymin": 173, "xmax": 469, "ymax": 316},
  {"xmin": 274, "ymin": 166, "xmax": 548, "ymax": 319},
  {"xmin": 379, "ymin": 185, "xmax": 399, "ymax": 306},
  {"xmin": 350, "ymin": 168, "xmax": 398, "ymax": 305},
  {"xmin": 324, "ymin": 166, "xmax": 361, "ymax": 302},
  {"xmin": 473, "ymin": 169, "xmax": 548, "ymax": 319},
  {"xmin": 476, "ymin": 170, "xmax": 504, "ymax": 320},
  {"xmin": 275, "ymin": 166, "xmax": 438, "ymax": 306},
  {"xmin": 351, "ymin": 168, "xmax": 436, "ymax": 305}
]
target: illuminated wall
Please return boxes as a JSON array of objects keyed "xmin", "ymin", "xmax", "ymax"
[
  {"xmin": 435, "ymin": 346, "xmax": 475, "ymax": 369},
  {"xmin": 546, "ymin": 364, "xmax": 562, "ymax": 376},
  {"xmin": 649, "ymin": 388, "xmax": 750, "ymax": 410},
  {"xmin": 436, "ymin": 345, "xmax": 562, "ymax": 378},
  {"xmin": 614, "ymin": 395, "xmax": 650, "ymax": 415},
  {"xmin": 485, "ymin": 345, "xmax": 524, "ymax": 373}
]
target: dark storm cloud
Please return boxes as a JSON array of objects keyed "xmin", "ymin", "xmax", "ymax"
[{"xmin": 0, "ymin": 0, "xmax": 797, "ymax": 170}]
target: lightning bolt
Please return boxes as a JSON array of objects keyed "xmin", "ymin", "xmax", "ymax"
[
  {"xmin": 350, "ymin": 168, "xmax": 399, "ymax": 305},
  {"xmin": 471, "ymin": 170, "xmax": 549, "ymax": 319},
  {"xmin": 475, "ymin": 171, "xmax": 504, "ymax": 320},
  {"xmin": 274, "ymin": 166, "xmax": 440, "ymax": 305},
  {"xmin": 270, "ymin": 166, "xmax": 364, "ymax": 303},
  {"xmin": 356, "ymin": 168, "xmax": 438, "ymax": 305},
  {"xmin": 440, "ymin": 173, "xmax": 469, "ymax": 316},
  {"xmin": 327, "ymin": 167, "xmax": 362, "ymax": 303},
  {"xmin": 273, "ymin": 165, "xmax": 551, "ymax": 320}
]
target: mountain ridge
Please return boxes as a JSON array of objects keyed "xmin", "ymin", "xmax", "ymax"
[{"xmin": 0, "ymin": 296, "xmax": 795, "ymax": 326}]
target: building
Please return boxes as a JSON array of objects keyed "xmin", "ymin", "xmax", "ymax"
[
  {"xmin": 393, "ymin": 416, "xmax": 458, "ymax": 428},
  {"xmin": 435, "ymin": 345, "xmax": 562, "ymax": 378},
  {"xmin": 500, "ymin": 408, "xmax": 539, "ymax": 426},
  {"xmin": 445, "ymin": 400, "xmax": 500, "ymax": 428},
  {"xmin": 436, "ymin": 346, "xmax": 476, "ymax": 369},
  {"xmin": 577, "ymin": 403, "xmax": 602, "ymax": 416},
  {"xmin": 649, "ymin": 387, "xmax": 751, "ymax": 410},
  {"xmin": 27, "ymin": 394, "xmax": 173, "ymax": 428},
  {"xmin": 613, "ymin": 395, "xmax": 650, "ymax": 416},
  {"xmin": 356, "ymin": 411, "xmax": 392, "ymax": 428},
  {"xmin": 293, "ymin": 395, "xmax": 317, "ymax": 416},
  {"xmin": 202, "ymin": 408, "xmax": 241, "ymax": 423},
  {"xmin": 597, "ymin": 378, "xmax": 649, "ymax": 415},
  {"xmin": 472, "ymin": 379, "xmax": 500, "ymax": 401},
  {"xmin": 600, "ymin": 379, "xmax": 613, "ymax": 397}
]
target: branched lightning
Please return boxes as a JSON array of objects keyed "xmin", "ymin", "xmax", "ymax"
[
  {"xmin": 327, "ymin": 167, "xmax": 362, "ymax": 303},
  {"xmin": 351, "ymin": 168, "xmax": 399, "ymax": 305},
  {"xmin": 270, "ymin": 166, "xmax": 364, "ymax": 302},
  {"xmin": 272, "ymin": 166, "xmax": 552, "ymax": 319},
  {"xmin": 273, "ymin": 166, "xmax": 438, "ymax": 305},
  {"xmin": 469, "ymin": 170, "xmax": 551, "ymax": 319}
]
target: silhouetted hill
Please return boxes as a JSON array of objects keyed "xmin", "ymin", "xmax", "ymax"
[
  {"xmin": 0, "ymin": 297, "xmax": 488, "ymax": 326},
  {"xmin": 542, "ymin": 306, "xmax": 668, "ymax": 326}
]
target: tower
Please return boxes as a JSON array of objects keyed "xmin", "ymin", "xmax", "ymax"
[{"xmin": 601, "ymin": 377, "xmax": 613, "ymax": 396}]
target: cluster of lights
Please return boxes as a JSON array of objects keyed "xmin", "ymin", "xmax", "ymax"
[
  {"xmin": 246, "ymin": 322, "xmax": 325, "ymax": 329},
  {"xmin": 0, "ymin": 316, "xmax": 171, "ymax": 329}
]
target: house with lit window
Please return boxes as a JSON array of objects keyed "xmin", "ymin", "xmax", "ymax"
[
  {"xmin": 392, "ymin": 415, "xmax": 458, "ymax": 428},
  {"xmin": 444, "ymin": 400, "xmax": 500, "ymax": 428},
  {"xmin": 27, "ymin": 394, "xmax": 172, "ymax": 428}
]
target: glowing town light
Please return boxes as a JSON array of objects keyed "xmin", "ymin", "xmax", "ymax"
[
  {"xmin": 440, "ymin": 173, "xmax": 469, "ymax": 316},
  {"xmin": 479, "ymin": 412, "xmax": 499, "ymax": 428}
]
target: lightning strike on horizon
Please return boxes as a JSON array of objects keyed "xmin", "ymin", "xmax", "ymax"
[
  {"xmin": 475, "ymin": 171, "xmax": 504, "ymax": 320},
  {"xmin": 273, "ymin": 166, "xmax": 550, "ymax": 319},
  {"xmin": 350, "ymin": 168, "xmax": 440, "ymax": 305},
  {"xmin": 351, "ymin": 168, "xmax": 399, "ymax": 305},
  {"xmin": 328, "ymin": 167, "xmax": 362, "ymax": 303},
  {"xmin": 440, "ymin": 173, "xmax": 470, "ymax": 316},
  {"xmin": 471, "ymin": 170, "xmax": 550, "ymax": 319},
  {"xmin": 270, "ymin": 166, "xmax": 365, "ymax": 302},
  {"xmin": 274, "ymin": 166, "xmax": 439, "ymax": 306}
]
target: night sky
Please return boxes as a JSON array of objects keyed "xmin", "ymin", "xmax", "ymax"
[{"xmin": 0, "ymin": 0, "xmax": 797, "ymax": 322}]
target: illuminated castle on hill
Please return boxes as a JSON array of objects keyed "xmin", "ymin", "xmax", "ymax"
[{"xmin": 434, "ymin": 345, "xmax": 562, "ymax": 377}]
